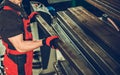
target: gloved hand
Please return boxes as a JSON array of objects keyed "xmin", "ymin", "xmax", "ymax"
[
  {"xmin": 28, "ymin": 12, "xmax": 39, "ymax": 19},
  {"xmin": 42, "ymin": 36, "xmax": 59, "ymax": 49}
]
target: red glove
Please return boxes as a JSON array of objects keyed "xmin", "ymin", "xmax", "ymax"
[
  {"xmin": 28, "ymin": 12, "xmax": 39, "ymax": 19},
  {"xmin": 42, "ymin": 36, "xmax": 59, "ymax": 49}
]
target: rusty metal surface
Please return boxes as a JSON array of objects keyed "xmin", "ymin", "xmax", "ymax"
[
  {"xmin": 56, "ymin": 8, "xmax": 120, "ymax": 75},
  {"xmin": 85, "ymin": 0, "xmax": 120, "ymax": 21},
  {"xmin": 67, "ymin": 6, "xmax": 120, "ymax": 59}
]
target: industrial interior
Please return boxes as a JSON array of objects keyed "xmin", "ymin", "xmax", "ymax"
[{"xmin": 0, "ymin": 0, "xmax": 120, "ymax": 75}]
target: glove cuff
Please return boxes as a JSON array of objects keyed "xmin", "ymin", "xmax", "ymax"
[{"xmin": 42, "ymin": 38, "xmax": 46, "ymax": 46}]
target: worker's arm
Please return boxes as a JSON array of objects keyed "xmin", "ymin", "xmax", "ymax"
[
  {"xmin": 8, "ymin": 34, "xmax": 59, "ymax": 52},
  {"xmin": 8, "ymin": 34, "xmax": 43, "ymax": 52}
]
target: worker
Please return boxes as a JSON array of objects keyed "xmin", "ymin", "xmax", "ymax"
[{"xmin": 0, "ymin": 0, "xmax": 59, "ymax": 75}]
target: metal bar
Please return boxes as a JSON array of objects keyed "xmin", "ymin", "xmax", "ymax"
[
  {"xmin": 56, "ymin": 9, "xmax": 120, "ymax": 75},
  {"xmin": 57, "ymin": 60, "xmax": 79, "ymax": 75},
  {"xmin": 99, "ymin": 0, "xmax": 120, "ymax": 11},
  {"xmin": 30, "ymin": 1, "xmax": 120, "ymax": 75},
  {"xmin": 47, "ymin": 0, "xmax": 71, "ymax": 4},
  {"xmin": 36, "ymin": 15, "xmax": 99, "ymax": 75},
  {"xmin": 67, "ymin": 6, "xmax": 120, "ymax": 64},
  {"xmin": 85, "ymin": 0, "xmax": 120, "ymax": 21}
]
